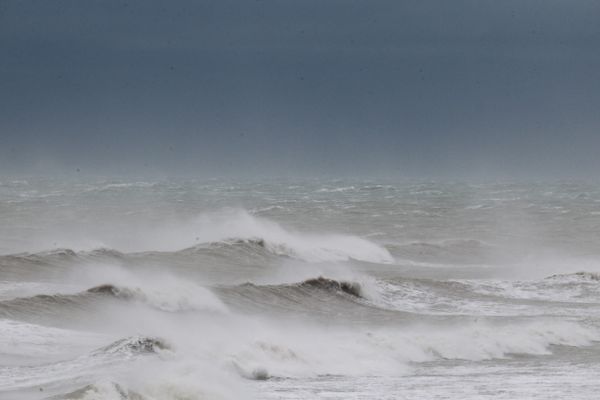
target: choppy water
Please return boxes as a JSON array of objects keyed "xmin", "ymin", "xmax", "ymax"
[{"xmin": 1, "ymin": 178, "xmax": 600, "ymax": 399}]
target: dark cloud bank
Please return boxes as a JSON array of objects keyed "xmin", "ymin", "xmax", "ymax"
[{"xmin": 1, "ymin": 0, "xmax": 599, "ymax": 179}]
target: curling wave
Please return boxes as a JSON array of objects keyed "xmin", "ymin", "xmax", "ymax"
[
  {"xmin": 0, "ymin": 210, "xmax": 394, "ymax": 265},
  {"xmin": 0, "ymin": 283, "xmax": 227, "ymax": 322}
]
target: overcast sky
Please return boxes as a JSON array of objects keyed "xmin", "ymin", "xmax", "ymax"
[{"xmin": 1, "ymin": 0, "xmax": 599, "ymax": 179}]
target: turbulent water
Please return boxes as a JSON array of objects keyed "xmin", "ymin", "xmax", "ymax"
[{"xmin": 1, "ymin": 179, "xmax": 600, "ymax": 399}]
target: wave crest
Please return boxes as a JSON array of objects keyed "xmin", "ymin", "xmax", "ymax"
[
  {"xmin": 94, "ymin": 336, "xmax": 169, "ymax": 356},
  {"xmin": 86, "ymin": 284, "xmax": 137, "ymax": 299},
  {"xmin": 298, "ymin": 277, "xmax": 363, "ymax": 298},
  {"xmin": 1, "ymin": 210, "xmax": 394, "ymax": 265},
  {"xmin": 545, "ymin": 271, "xmax": 600, "ymax": 282},
  {"xmin": 0, "ymin": 283, "xmax": 227, "ymax": 319}
]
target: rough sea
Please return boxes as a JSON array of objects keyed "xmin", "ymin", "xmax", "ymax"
[{"xmin": 1, "ymin": 178, "xmax": 600, "ymax": 399}]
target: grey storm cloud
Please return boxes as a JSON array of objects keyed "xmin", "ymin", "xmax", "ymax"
[{"xmin": 1, "ymin": 0, "xmax": 599, "ymax": 178}]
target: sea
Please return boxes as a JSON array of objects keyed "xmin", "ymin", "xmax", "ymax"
[{"xmin": 1, "ymin": 178, "xmax": 600, "ymax": 399}]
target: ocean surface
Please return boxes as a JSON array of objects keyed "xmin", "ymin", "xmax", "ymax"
[{"xmin": 1, "ymin": 178, "xmax": 600, "ymax": 399}]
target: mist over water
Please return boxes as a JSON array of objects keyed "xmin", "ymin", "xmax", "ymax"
[{"xmin": 1, "ymin": 179, "xmax": 600, "ymax": 399}]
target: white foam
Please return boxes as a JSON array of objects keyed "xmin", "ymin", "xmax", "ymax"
[
  {"xmin": 185, "ymin": 209, "xmax": 393, "ymax": 263},
  {"xmin": 69, "ymin": 264, "xmax": 229, "ymax": 313},
  {"xmin": 124, "ymin": 282, "xmax": 229, "ymax": 313},
  {"xmin": 0, "ymin": 319, "xmax": 105, "ymax": 361},
  {"xmin": 6, "ymin": 209, "xmax": 394, "ymax": 264}
]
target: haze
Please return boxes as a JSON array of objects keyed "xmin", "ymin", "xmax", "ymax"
[{"xmin": 1, "ymin": 0, "xmax": 599, "ymax": 179}]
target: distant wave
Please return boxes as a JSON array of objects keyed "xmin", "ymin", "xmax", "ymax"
[
  {"xmin": 169, "ymin": 233, "xmax": 392, "ymax": 264},
  {"xmin": 0, "ymin": 233, "xmax": 393, "ymax": 281},
  {"xmin": 545, "ymin": 271, "xmax": 600, "ymax": 282},
  {"xmin": 178, "ymin": 210, "xmax": 394, "ymax": 263},
  {"xmin": 385, "ymin": 239, "xmax": 496, "ymax": 265},
  {"xmin": 316, "ymin": 186, "xmax": 356, "ymax": 193},
  {"xmin": 0, "ymin": 249, "xmax": 126, "ymax": 281},
  {"xmin": 85, "ymin": 181, "xmax": 158, "ymax": 193},
  {"xmin": 180, "ymin": 237, "xmax": 288, "ymax": 260},
  {"xmin": 0, "ymin": 209, "xmax": 394, "ymax": 264}
]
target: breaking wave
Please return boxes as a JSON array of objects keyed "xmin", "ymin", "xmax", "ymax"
[
  {"xmin": 4, "ymin": 181, "xmax": 600, "ymax": 399},
  {"xmin": 0, "ymin": 283, "xmax": 227, "ymax": 321},
  {"xmin": 545, "ymin": 271, "xmax": 600, "ymax": 282},
  {"xmin": 0, "ymin": 210, "xmax": 393, "ymax": 265},
  {"xmin": 93, "ymin": 336, "xmax": 169, "ymax": 357},
  {"xmin": 216, "ymin": 277, "xmax": 368, "ymax": 313}
]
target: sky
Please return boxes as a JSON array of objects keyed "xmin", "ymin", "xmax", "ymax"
[{"xmin": 1, "ymin": 0, "xmax": 599, "ymax": 179}]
